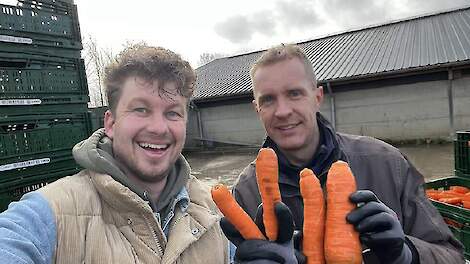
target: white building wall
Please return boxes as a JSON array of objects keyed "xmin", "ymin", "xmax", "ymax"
[{"xmin": 186, "ymin": 77, "xmax": 470, "ymax": 148}]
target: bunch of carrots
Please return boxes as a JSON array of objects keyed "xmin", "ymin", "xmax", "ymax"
[
  {"xmin": 426, "ymin": 186, "xmax": 470, "ymax": 208},
  {"xmin": 211, "ymin": 148, "xmax": 362, "ymax": 264}
]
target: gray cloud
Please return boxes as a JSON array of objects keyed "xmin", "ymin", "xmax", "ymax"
[
  {"xmin": 215, "ymin": 0, "xmax": 323, "ymax": 44},
  {"xmin": 214, "ymin": 0, "xmax": 469, "ymax": 44},
  {"xmin": 251, "ymin": 11, "xmax": 277, "ymax": 36},
  {"xmin": 276, "ymin": 0, "xmax": 323, "ymax": 29},
  {"xmin": 214, "ymin": 16, "xmax": 254, "ymax": 43},
  {"xmin": 403, "ymin": 0, "xmax": 469, "ymax": 15},
  {"xmin": 321, "ymin": 0, "xmax": 392, "ymax": 28},
  {"xmin": 320, "ymin": 0, "xmax": 469, "ymax": 30}
]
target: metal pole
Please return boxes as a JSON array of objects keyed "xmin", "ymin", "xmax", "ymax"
[
  {"xmin": 447, "ymin": 69, "xmax": 455, "ymax": 138},
  {"xmin": 326, "ymin": 82, "xmax": 336, "ymax": 130},
  {"xmin": 190, "ymin": 102, "xmax": 205, "ymax": 147},
  {"xmin": 196, "ymin": 107, "xmax": 204, "ymax": 147}
]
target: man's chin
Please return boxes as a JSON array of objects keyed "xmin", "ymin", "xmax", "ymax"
[
  {"xmin": 277, "ymin": 142, "xmax": 304, "ymax": 151},
  {"xmin": 130, "ymin": 164, "xmax": 171, "ymax": 182},
  {"xmin": 137, "ymin": 172, "xmax": 169, "ymax": 183}
]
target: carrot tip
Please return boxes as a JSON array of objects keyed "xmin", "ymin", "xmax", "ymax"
[{"xmin": 300, "ymin": 168, "xmax": 315, "ymax": 178}]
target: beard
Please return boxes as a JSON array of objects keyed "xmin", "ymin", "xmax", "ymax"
[{"xmin": 114, "ymin": 151, "xmax": 169, "ymax": 184}]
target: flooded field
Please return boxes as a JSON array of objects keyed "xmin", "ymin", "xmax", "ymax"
[{"xmin": 184, "ymin": 143, "xmax": 454, "ymax": 187}]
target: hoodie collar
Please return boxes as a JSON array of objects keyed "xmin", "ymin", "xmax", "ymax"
[{"xmin": 72, "ymin": 128, "xmax": 189, "ymax": 212}]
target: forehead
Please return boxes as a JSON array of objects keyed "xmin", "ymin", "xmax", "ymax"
[
  {"xmin": 119, "ymin": 76, "xmax": 187, "ymax": 106},
  {"xmin": 253, "ymin": 58, "xmax": 311, "ymax": 93}
]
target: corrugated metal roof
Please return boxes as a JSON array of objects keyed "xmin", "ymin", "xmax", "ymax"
[{"xmin": 194, "ymin": 6, "xmax": 470, "ymax": 101}]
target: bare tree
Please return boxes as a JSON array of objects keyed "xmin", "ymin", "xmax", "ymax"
[
  {"xmin": 82, "ymin": 35, "xmax": 115, "ymax": 108},
  {"xmin": 197, "ymin": 52, "xmax": 225, "ymax": 67}
]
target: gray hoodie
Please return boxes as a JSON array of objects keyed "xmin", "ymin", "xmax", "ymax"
[{"xmin": 72, "ymin": 128, "xmax": 189, "ymax": 213}]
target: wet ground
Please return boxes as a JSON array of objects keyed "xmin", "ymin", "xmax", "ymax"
[{"xmin": 184, "ymin": 143, "xmax": 454, "ymax": 187}]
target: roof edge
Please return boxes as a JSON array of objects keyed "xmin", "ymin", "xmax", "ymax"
[{"xmin": 201, "ymin": 5, "xmax": 470, "ymax": 65}]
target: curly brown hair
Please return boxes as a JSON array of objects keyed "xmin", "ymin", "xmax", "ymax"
[
  {"xmin": 250, "ymin": 44, "xmax": 317, "ymax": 87},
  {"xmin": 104, "ymin": 44, "xmax": 196, "ymax": 113}
]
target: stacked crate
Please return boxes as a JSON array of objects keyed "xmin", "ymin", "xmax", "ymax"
[
  {"xmin": 426, "ymin": 131, "xmax": 470, "ymax": 259},
  {"xmin": 0, "ymin": 0, "xmax": 91, "ymax": 211},
  {"xmin": 455, "ymin": 131, "xmax": 470, "ymax": 178}
]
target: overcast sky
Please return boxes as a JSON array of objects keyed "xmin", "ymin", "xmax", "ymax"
[{"xmin": 8, "ymin": 0, "xmax": 469, "ymax": 67}]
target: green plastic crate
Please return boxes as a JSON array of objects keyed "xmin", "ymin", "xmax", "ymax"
[
  {"xmin": 438, "ymin": 208, "xmax": 470, "ymax": 258},
  {"xmin": 0, "ymin": 168, "xmax": 79, "ymax": 212},
  {"xmin": 0, "ymin": 150, "xmax": 80, "ymax": 184},
  {"xmin": 88, "ymin": 107, "xmax": 107, "ymax": 131},
  {"xmin": 426, "ymin": 177, "xmax": 470, "ymax": 259},
  {"xmin": 0, "ymin": 113, "xmax": 91, "ymax": 158},
  {"xmin": 0, "ymin": 1, "xmax": 81, "ymax": 44},
  {"xmin": 0, "ymin": 58, "xmax": 89, "ymax": 114},
  {"xmin": 0, "ymin": 49, "xmax": 75, "ymax": 62},
  {"xmin": 455, "ymin": 131, "xmax": 470, "ymax": 175},
  {"xmin": 0, "ymin": 42, "xmax": 81, "ymax": 59},
  {"xmin": 0, "ymin": 113, "xmax": 91, "ymax": 181},
  {"xmin": 457, "ymin": 171, "xmax": 470, "ymax": 178}
]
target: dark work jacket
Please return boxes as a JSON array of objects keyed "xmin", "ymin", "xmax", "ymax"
[{"xmin": 232, "ymin": 114, "xmax": 465, "ymax": 264}]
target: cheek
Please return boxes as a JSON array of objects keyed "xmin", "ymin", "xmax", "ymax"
[
  {"xmin": 170, "ymin": 122, "xmax": 187, "ymax": 139},
  {"xmin": 258, "ymin": 109, "xmax": 272, "ymax": 122},
  {"xmin": 114, "ymin": 118, "xmax": 143, "ymax": 138}
]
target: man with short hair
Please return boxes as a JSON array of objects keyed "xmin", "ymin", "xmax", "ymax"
[
  {"xmin": 227, "ymin": 44, "xmax": 465, "ymax": 263},
  {"xmin": 0, "ymin": 45, "xmax": 229, "ymax": 263}
]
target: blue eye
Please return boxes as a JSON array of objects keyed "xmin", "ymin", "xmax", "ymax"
[
  {"xmin": 259, "ymin": 95, "xmax": 273, "ymax": 106},
  {"xmin": 134, "ymin": 107, "xmax": 147, "ymax": 113},
  {"xmin": 288, "ymin": 90, "xmax": 302, "ymax": 97},
  {"xmin": 166, "ymin": 111, "xmax": 183, "ymax": 120}
]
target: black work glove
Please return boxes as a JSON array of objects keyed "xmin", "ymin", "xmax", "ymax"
[
  {"xmin": 346, "ymin": 190, "xmax": 415, "ymax": 264},
  {"xmin": 220, "ymin": 202, "xmax": 305, "ymax": 264},
  {"xmin": 292, "ymin": 230, "xmax": 303, "ymax": 260}
]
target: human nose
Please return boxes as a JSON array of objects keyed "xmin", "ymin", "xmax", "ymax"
[
  {"xmin": 274, "ymin": 98, "xmax": 292, "ymax": 118},
  {"xmin": 145, "ymin": 113, "xmax": 169, "ymax": 135}
]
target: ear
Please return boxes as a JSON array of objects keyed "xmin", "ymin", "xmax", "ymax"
[
  {"xmin": 104, "ymin": 110, "xmax": 115, "ymax": 139},
  {"xmin": 315, "ymin": 86, "xmax": 324, "ymax": 106},
  {"xmin": 252, "ymin": 99, "xmax": 260, "ymax": 114}
]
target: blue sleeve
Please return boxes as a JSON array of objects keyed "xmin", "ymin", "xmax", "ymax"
[
  {"xmin": 0, "ymin": 191, "xmax": 57, "ymax": 264},
  {"xmin": 229, "ymin": 241, "xmax": 236, "ymax": 263}
]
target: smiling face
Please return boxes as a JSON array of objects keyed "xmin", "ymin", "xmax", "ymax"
[
  {"xmin": 252, "ymin": 57, "xmax": 323, "ymax": 165},
  {"xmin": 104, "ymin": 76, "xmax": 187, "ymax": 184}
]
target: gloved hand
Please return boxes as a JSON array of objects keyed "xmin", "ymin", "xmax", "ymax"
[
  {"xmin": 346, "ymin": 190, "xmax": 415, "ymax": 264},
  {"xmin": 220, "ymin": 202, "xmax": 305, "ymax": 264}
]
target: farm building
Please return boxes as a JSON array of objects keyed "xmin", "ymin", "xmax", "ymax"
[{"xmin": 186, "ymin": 6, "xmax": 470, "ymax": 149}]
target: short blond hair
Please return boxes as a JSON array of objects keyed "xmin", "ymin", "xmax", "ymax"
[{"xmin": 250, "ymin": 44, "xmax": 317, "ymax": 87}]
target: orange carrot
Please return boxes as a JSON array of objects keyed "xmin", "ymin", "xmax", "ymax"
[
  {"xmin": 300, "ymin": 168, "xmax": 325, "ymax": 264},
  {"xmin": 450, "ymin": 186, "xmax": 470, "ymax": 194},
  {"xmin": 438, "ymin": 191, "xmax": 464, "ymax": 199},
  {"xmin": 426, "ymin": 192, "xmax": 441, "ymax": 200},
  {"xmin": 324, "ymin": 161, "xmax": 362, "ymax": 264},
  {"xmin": 463, "ymin": 200, "xmax": 470, "ymax": 209},
  {"xmin": 256, "ymin": 148, "xmax": 281, "ymax": 241},
  {"xmin": 211, "ymin": 184, "xmax": 265, "ymax": 240},
  {"xmin": 438, "ymin": 197, "xmax": 462, "ymax": 205}
]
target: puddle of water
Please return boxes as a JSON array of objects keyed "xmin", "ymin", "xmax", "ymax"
[{"xmin": 399, "ymin": 143, "xmax": 454, "ymax": 181}]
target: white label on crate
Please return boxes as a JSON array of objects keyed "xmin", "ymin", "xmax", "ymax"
[
  {"xmin": 0, "ymin": 35, "xmax": 33, "ymax": 44},
  {"xmin": 0, "ymin": 158, "xmax": 50, "ymax": 171},
  {"xmin": 0, "ymin": 99, "xmax": 42, "ymax": 105}
]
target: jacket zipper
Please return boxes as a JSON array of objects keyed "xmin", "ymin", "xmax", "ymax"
[
  {"xmin": 143, "ymin": 213, "xmax": 165, "ymax": 256},
  {"xmin": 142, "ymin": 191, "xmax": 165, "ymax": 257},
  {"xmin": 171, "ymin": 211, "xmax": 188, "ymax": 231}
]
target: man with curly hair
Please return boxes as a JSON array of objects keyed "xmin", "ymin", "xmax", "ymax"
[{"xmin": 0, "ymin": 45, "xmax": 229, "ymax": 264}]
